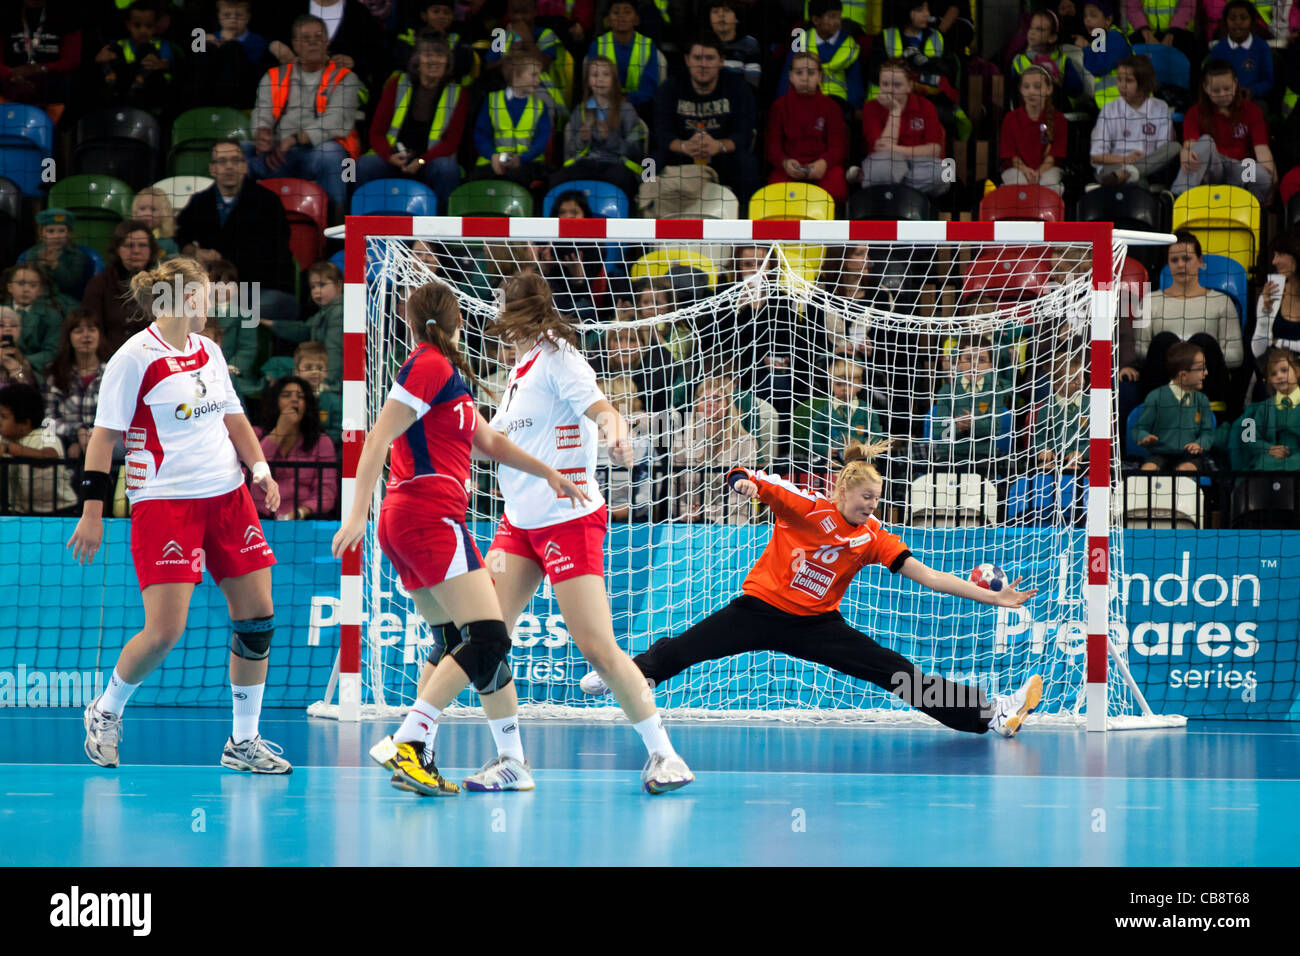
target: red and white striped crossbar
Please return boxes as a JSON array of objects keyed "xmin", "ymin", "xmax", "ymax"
[{"xmin": 337, "ymin": 217, "xmax": 1119, "ymax": 727}]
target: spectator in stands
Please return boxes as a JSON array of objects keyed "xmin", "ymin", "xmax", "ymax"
[
  {"xmin": 43, "ymin": 309, "xmax": 108, "ymax": 458},
  {"xmin": 1034, "ymin": 353, "xmax": 1088, "ymax": 470},
  {"xmin": 0, "ymin": 0, "xmax": 81, "ymax": 116},
  {"xmin": 673, "ymin": 374, "xmax": 760, "ymax": 523},
  {"xmin": 1000, "ymin": 63, "xmax": 1068, "ymax": 196},
  {"xmin": 766, "ymin": 52, "xmax": 850, "ymax": 204},
  {"xmin": 175, "ymin": 140, "xmax": 299, "ymax": 326},
  {"xmin": 195, "ymin": 0, "xmax": 275, "ymax": 109},
  {"xmin": 253, "ymin": 374, "xmax": 338, "ymax": 519},
  {"xmin": 356, "ymin": 33, "xmax": 469, "ymax": 210},
  {"xmin": 780, "ymin": 0, "xmax": 864, "ymax": 111},
  {"xmin": 930, "ymin": 336, "xmax": 1011, "ymax": 466},
  {"xmin": 470, "ymin": 49, "xmax": 552, "ymax": 189},
  {"xmin": 1123, "ymin": 0, "xmax": 1197, "ymax": 59},
  {"xmin": 0, "ymin": 382, "xmax": 76, "ymax": 514},
  {"xmin": 1054, "ymin": 0, "xmax": 1086, "ymax": 50},
  {"xmin": 486, "ymin": 0, "xmax": 570, "ymax": 119},
  {"xmin": 4, "ymin": 264, "xmax": 62, "ymax": 376},
  {"xmin": 589, "ymin": 1, "xmax": 660, "ymax": 114},
  {"xmin": 1136, "ymin": 231, "xmax": 1243, "ymax": 414},
  {"xmin": 1172, "ymin": 59, "xmax": 1276, "ymax": 203},
  {"xmin": 18, "ymin": 209, "xmax": 95, "ymax": 301},
  {"xmin": 294, "ymin": 341, "xmax": 341, "ymax": 445},
  {"xmin": 868, "ymin": 0, "xmax": 966, "ymax": 138},
  {"xmin": 815, "ymin": 245, "xmax": 893, "ymax": 361},
  {"xmin": 1253, "ymin": 232, "xmax": 1300, "ymax": 363},
  {"xmin": 653, "ymin": 34, "xmax": 760, "ymax": 206},
  {"xmin": 81, "ymin": 220, "xmax": 160, "ymax": 351},
  {"xmin": 792, "ymin": 357, "xmax": 888, "ymax": 466},
  {"xmin": 707, "ymin": 1, "xmax": 760, "ymax": 89},
  {"xmin": 255, "ymin": 0, "xmax": 388, "ymax": 95},
  {"xmin": 1134, "ymin": 341, "xmax": 1215, "ymax": 470},
  {"xmin": 1209, "ymin": 0, "xmax": 1274, "ymax": 101},
  {"xmin": 1089, "ymin": 54, "xmax": 1179, "ymax": 188},
  {"xmin": 0, "ymin": 308, "xmax": 38, "ymax": 389},
  {"xmin": 205, "ymin": 259, "xmax": 261, "ymax": 404},
  {"xmin": 262, "ymin": 261, "xmax": 343, "ymax": 394},
  {"xmin": 130, "ymin": 187, "xmax": 178, "ymax": 258},
  {"xmin": 553, "ymin": 53, "xmax": 648, "ymax": 199},
  {"xmin": 859, "ymin": 58, "xmax": 951, "ymax": 197},
  {"xmin": 245, "ymin": 13, "xmax": 363, "ymax": 212},
  {"xmin": 94, "ymin": 0, "xmax": 175, "ymax": 112},
  {"xmin": 1236, "ymin": 346, "xmax": 1300, "ymax": 470},
  {"xmin": 394, "ymin": 1, "xmax": 480, "ymax": 87},
  {"xmin": 1010, "ymin": 9, "xmax": 1083, "ymax": 106},
  {"xmin": 599, "ymin": 316, "xmax": 675, "ymax": 414},
  {"xmin": 534, "ymin": 191, "xmax": 607, "ymax": 324},
  {"xmin": 1074, "ymin": 1, "xmax": 1131, "ymax": 109},
  {"xmin": 636, "ymin": 276, "xmax": 695, "ymax": 375},
  {"xmin": 598, "ymin": 373, "xmax": 650, "ymax": 521}
]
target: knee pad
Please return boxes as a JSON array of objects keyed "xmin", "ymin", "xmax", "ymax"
[
  {"xmin": 231, "ymin": 615, "xmax": 274, "ymax": 660},
  {"xmin": 450, "ymin": 620, "xmax": 513, "ymax": 694},
  {"xmin": 425, "ymin": 622, "xmax": 464, "ymax": 666}
]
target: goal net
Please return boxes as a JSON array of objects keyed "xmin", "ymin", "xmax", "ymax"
[{"xmin": 311, "ymin": 217, "xmax": 1184, "ymax": 731}]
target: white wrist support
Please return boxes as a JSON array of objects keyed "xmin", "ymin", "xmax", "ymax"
[{"xmin": 252, "ymin": 461, "xmax": 271, "ymax": 481}]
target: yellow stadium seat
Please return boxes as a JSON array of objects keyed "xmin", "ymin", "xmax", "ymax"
[
  {"xmin": 1172, "ymin": 185, "xmax": 1260, "ymax": 273},
  {"xmin": 776, "ymin": 244, "xmax": 826, "ymax": 284},
  {"xmin": 629, "ymin": 250, "xmax": 719, "ymax": 289},
  {"xmin": 747, "ymin": 182, "xmax": 835, "ymax": 221}
]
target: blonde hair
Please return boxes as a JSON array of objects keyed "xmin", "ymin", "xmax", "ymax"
[
  {"xmin": 128, "ymin": 257, "xmax": 209, "ymax": 316},
  {"xmin": 835, "ymin": 441, "xmax": 885, "ymax": 500},
  {"xmin": 131, "ymin": 186, "xmax": 177, "ymax": 239}
]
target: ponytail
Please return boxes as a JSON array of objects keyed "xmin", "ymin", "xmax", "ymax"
[
  {"xmin": 835, "ymin": 439, "xmax": 892, "ymax": 500},
  {"xmin": 489, "ymin": 271, "xmax": 579, "ymax": 350},
  {"xmin": 127, "ymin": 257, "xmax": 209, "ymax": 318},
  {"xmin": 406, "ymin": 280, "xmax": 482, "ymax": 392}
]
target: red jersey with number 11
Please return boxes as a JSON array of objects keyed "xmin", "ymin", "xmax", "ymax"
[
  {"xmin": 385, "ymin": 344, "xmax": 476, "ymax": 514},
  {"xmin": 728, "ymin": 467, "xmax": 912, "ymax": 616}
]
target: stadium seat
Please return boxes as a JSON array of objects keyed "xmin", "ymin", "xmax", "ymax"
[
  {"xmin": 0, "ymin": 104, "xmax": 54, "ymax": 197},
  {"xmin": 961, "ymin": 245, "xmax": 1054, "ymax": 299},
  {"xmin": 541, "ymin": 179, "xmax": 629, "ymax": 219},
  {"xmin": 150, "ymin": 175, "xmax": 213, "ymax": 214},
  {"xmin": 168, "ymin": 107, "xmax": 252, "ymax": 177},
  {"xmin": 847, "ymin": 184, "xmax": 933, "ymax": 221},
  {"xmin": 48, "ymin": 174, "xmax": 135, "ymax": 258},
  {"xmin": 1006, "ymin": 473, "xmax": 1082, "ymax": 524},
  {"xmin": 907, "ymin": 473, "xmax": 998, "ymax": 526},
  {"xmin": 1158, "ymin": 254, "xmax": 1248, "ymax": 329},
  {"xmin": 1075, "ymin": 184, "xmax": 1164, "ymax": 233},
  {"xmin": 1229, "ymin": 476, "xmax": 1300, "ymax": 529},
  {"xmin": 447, "ymin": 180, "xmax": 533, "ymax": 217},
  {"xmin": 1288, "ymin": 192, "xmax": 1300, "ymax": 233},
  {"xmin": 747, "ymin": 182, "xmax": 835, "ymax": 221},
  {"xmin": 1127, "ymin": 403, "xmax": 1216, "ymax": 461},
  {"xmin": 1122, "ymin": 475, "xmax": 1202, "ymax": 528},
  {"xmin": 1172, "ymin": 185, "xmax": 1259, "ymax": 274},
  {"xmin": 259, "ymin": 178, "xmax": 326, "ymax": 271},
  {"xmin": 979, "ymin": 184, "xmax": 1065, "ymax": 223},
  {"xmin": 329, "ymin": 249, "xmax": 345, "ymax": 271},
  {"xmin": 72, "ymin": 108, "xmax": 162, "ymax": 191},
  {"xmin": 350, "ymin": 178, "xmax": 438, "ymax": 216},
  {"xmin": 629, "ymin": 249, "xmax": 719, "ymax": 289}
]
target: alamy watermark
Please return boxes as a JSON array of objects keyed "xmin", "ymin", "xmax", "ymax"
[{"xmin": 0, "ymin": 665, "xmax": 104, "ymax": 708}]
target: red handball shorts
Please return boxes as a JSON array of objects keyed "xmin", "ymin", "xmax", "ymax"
[
  {"xmin": 130, "ymin": 485, "xmax": 276, "ymax": 589},
  {"xmin": 378, "ymin": 498, "xmax": 484, "ymax": 591},
  {"xmin": 489, "ymin": 506, "xmax": 607, "ymax": 583}
]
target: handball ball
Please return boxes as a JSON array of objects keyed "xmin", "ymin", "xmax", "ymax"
[{"xmin": 970, "ymin": 563, "xmax": 1009, "ymax": 592}]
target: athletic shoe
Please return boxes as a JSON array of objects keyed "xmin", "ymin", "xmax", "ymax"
[
  {"xmin": 989, "ymin": 674, "xmax": 1043, "ymax": 738},
  {"xmin": 579, "ymin": 670, "xmax": 610, "ymax": 696},
  {"xmin": 83, "ymin": 698, "xmax": 122, "ymax": 768},
  {"xmin": 641, "ymin": 752, "xmax": 694, "ymax": 794},
  {"xmin": 221, "ymin": 735, "xmax": 293, "ymax": 774},
  {"xmin": 462, "ymin": 754, "xmax": 535, "ymax": 792},
  {"xmin": 370, "ymin": 735, "xmax": 458, "ymax": 796}
]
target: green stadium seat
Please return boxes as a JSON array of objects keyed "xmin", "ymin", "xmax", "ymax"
[
  {"xmin": 446, "ymin": 180, "xmax": 533, "ymax": 218},
  {"xmin": 47, "ymin": 174, "xmax": 134, "ymax": 257},
  {"xmin": 168, "ymin": 107, "xmax": 252, "ymax": 178}
]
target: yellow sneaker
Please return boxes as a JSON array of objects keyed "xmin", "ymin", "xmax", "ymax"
[{"xmin": 369, "ymin": 735, "xmax": 459, "ymax": 796}]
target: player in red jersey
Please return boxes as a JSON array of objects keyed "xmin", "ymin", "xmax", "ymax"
[
  {"xmin": 70, "ymin": 258, "xmax": 288, "ymax": 772},
  {"xmin": 332, "ymin": 281, "xmax": 589, "ymax": 796},
  {"xmin": 582, "ymin": 444, "xmax": 1046, "ymax": 736}
]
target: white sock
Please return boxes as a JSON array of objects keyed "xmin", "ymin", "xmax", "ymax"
[
  {"xmin": 98, "ymin": 669, "xmax": 139, "ymax": 716},
  {"xmin": 632, "ymin": 712, "xmax": 676, "ymax": 758},
  {"xmin": 488, "ymin": 715, "xmax": 525, "ymax": 762},
  {"xmin": 396, "ymin": 700, "xmax": 441, "ymax": 747},
  {"xmin": 232, "ymin": 683, "xmax": 265, "ymax": 743}
]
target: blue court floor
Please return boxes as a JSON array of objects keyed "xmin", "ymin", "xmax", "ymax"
[{"xmin": 1, "ymin": 709, "xmax": 1297, "ymax": 866}]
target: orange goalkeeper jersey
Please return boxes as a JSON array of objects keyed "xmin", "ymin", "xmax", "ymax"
[{"xmin": 728, "ymin": 467, "xmax": 913, "ymax": 616}]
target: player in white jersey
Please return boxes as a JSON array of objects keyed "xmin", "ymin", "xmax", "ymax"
[
  {"xmin": 69, "ymin": 259, "xmax": 289, "ymax": 773},
  {"xmin": 413, "ymin": 272, "xmax": 693, "ymax": 794}
]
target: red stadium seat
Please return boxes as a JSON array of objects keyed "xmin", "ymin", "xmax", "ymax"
[
  {"xmin": 979, "ymin": 184, "xmax": 1065, "ymax": 223},
  {"xmin": 961, "ymin": 246, "xmax": 1054, "ymax": 300},
  {"xmin": 1118, "ymin": 256, "xmax": 1149, "ymax": 325},
  {"xmin": 259, "ymin": 177, "xmax": 325, "ymax": 272}
]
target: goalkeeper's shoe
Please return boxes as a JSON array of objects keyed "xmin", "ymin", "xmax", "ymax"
[
  {"xmin": 641, "ymin": 752, "xmax": 694, "ymax": 794},
  {"xmin": 371, "ymin": 735, "xmax": 459, "ymax": 796},
  {"xmin": 221, "ymin": 735, "xmax": 293, "ymax": 774},
  {"xmin": 579, "ymin": 670, "xmax": 655, "ymax": 697},
  {"xmin": 462, "ymin": 754, "xmax": 535, "ymax": 792},
  {"xmin": 83, "ymin": 698, "xmax": 122, "ymax": 768},
  {"xmin": 989, "ymin": 674, "xmax": 1043, "ymax": 739}
]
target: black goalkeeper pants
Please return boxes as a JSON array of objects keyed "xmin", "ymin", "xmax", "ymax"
[{"xmin": 634, "ymin": 595, "xmax": 993, "ymax": 734}]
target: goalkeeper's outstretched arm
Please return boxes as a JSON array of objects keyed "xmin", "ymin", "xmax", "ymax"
[{"xmin": 900, "ymin": 558, "xmax": 1037, "ymax": 608}]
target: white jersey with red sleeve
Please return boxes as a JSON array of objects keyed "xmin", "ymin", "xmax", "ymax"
[
  {"xmin": 95, "ymin": 324, "xmax": 245, "ymax": 503},
  {"xmin": 726, "ymin": 467, "xmax": 913, "ymax": 616},
  {"xmin": 488, "ymin": 336, "xmax": 606, "ymax": 529}
]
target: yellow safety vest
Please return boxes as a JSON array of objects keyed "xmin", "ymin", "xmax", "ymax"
[
  {"xmin": 386, "ymin": 77, "xmax": 460, "ymax": 151},
  {"xmin": 563, "ymin": 103, "xmax": 643, "ymax": 177},
  {"xmin": 1141, "ymin": 0, "xmax": 1179, "ymax": 32},
  {"xmin": 803, "ymin": 0, "xmax": 870, "ymax": 29},
  {"xmin": 802, "ymin": 29, "xmax": 860, "ymax": 102},
  {"xmin": 597, "ymin": 32, "xmax": 653, "ymax": 98},
  {"xmin": 117, "ymin": 39, "xmax": 172, "ymax": 82},
  {"xmin": 477, "ymin": 90, "xmax": 543, "ymax": 164}
]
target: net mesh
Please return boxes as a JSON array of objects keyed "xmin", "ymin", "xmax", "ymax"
[{"xmin": 310, "ymin": 228, "xmax": 1184, "ymax": 727}]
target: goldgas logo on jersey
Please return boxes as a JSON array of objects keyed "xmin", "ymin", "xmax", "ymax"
[{"xmin": 174, "ymin": 400, "xmax": 223, "ymax": 421}]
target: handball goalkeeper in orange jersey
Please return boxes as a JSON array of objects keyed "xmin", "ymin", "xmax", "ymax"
[{"xmin": 581, "ymin": 444, "xmax": 1044, "ymax": 735}]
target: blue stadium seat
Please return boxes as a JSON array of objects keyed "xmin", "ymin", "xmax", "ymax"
[
  {"xmin": 1131, "ymin": 44, "xmax": 1191, "ymax": 121},
  {"xmin": 1157, "ymin": 254, "xmax": 1248, "ymax": 329},
  {"xmin": 0, "ymin": 105, "xmax": 55, "ymax": 197},
  {"xmin": 1006, "ymin": 473, "xmax": 1082, "ymax": 524},
  {"xmin": 541, "ymin": 180, "xmax": 628, "ymax": 218},
  {"xmin": 350, "ymin": 178, "xmax": 438, "ymax": 216}
]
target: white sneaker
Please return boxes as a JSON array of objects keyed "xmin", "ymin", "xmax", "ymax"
[
  {"xmin": 221, "ymin": 735, "xmax": 293, "ymax": 773},
  {"xmin": 84, "ymin": 698, "xmax": 122, "ymax": 768},
  {"xmin": 579, "ymin": 670, "xmax": 610, "ymax": 696},
  {"xmin": 462, "ymin": 754, "xmax": 535, "ymax": 792},
  {"xmin": 641, "ymin": 752, "xmax": 694, "ymax": 794},
  {"xmin": 989, "ymin": 674, "xmax": 1043, "ymax": 738}
]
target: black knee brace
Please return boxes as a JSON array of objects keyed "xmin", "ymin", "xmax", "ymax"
[
  {"xmin": 450, "ymin": 620, "xmax": 513, "ymax": 693},
  {"xmin": 231, "ymin": 615, "xmax": 274, "ymax": 660},
  {"xmin": 426, "ymin": 622, "xmax": 464, "ymax": 666}
]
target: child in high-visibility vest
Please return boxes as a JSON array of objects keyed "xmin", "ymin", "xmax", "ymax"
[
  {"xmin": 1072, "ymin": 0, "xmax": 1131, "ymax": 110},
  {"xmin": 1122, "ymin": 0, "xmax": 1197, "ymax": 60},
  {"xmin": 93, "ymin": 0, "xmax": 175, "ymax": 112},
  {"xmin": 471, "ymin": 50, "xmax": 553, "ymax": 188},
  {"xmin": 586, "ymin": 0, "xmax": 660, "ymax": 118},
  {"xmin": 779, "ymin": 0, "xmax": 865, "ymax": 110}
]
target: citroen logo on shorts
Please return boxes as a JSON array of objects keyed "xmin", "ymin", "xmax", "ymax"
[
  {"xmin": 161, "ymin": 540, "xmax": 184, "ymax": 558},
  {"xmin": 543, "ymin": 542, "xmax": 564, "ymax": 559},
  {"xmin": 244, "ymin": 525, "xmax": 264, "ymax": 545}
]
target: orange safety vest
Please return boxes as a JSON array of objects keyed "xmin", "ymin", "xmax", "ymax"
[{"xmin": 268, "ymin": 62, "xmax": 362, "ymax": 159}]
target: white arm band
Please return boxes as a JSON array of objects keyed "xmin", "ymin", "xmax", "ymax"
[{"xmin": 252, "ymin": 461, "xmax": 271, "ymax": 481}]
